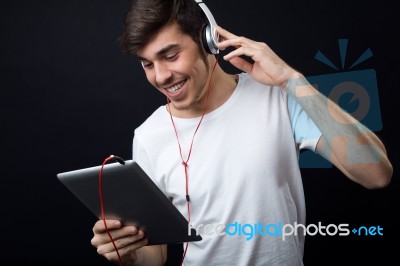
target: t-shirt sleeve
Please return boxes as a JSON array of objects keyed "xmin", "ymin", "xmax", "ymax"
[{"xmin": 287, "ymin": 94, "xmax": 322, "ymax": 152}]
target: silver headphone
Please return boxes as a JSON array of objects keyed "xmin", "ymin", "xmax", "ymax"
[{"xmin": 194, "ymin": 0, "xmax": 219, "ymax": 54}]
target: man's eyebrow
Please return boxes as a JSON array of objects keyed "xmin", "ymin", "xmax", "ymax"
[{"xmin": 137, "ymin": 44, "xmax": 180, "ymax": 61}]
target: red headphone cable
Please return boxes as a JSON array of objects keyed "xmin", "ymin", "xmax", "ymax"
[
  {"xmin": 167, "ymin": 58, "xmax": 219, "ymax": 265},
  {"xmin": 98, "ymin": 155, "xmax": 125, "ymax": 266}
]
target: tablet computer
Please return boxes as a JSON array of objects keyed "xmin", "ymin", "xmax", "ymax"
[{"xmin": 57, "ymin": 159, "xmax": 202, "ymax": 245}]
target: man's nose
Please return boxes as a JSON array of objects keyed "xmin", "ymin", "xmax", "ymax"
[{"xmin": 155, "ymin": 62, "xmax": 172, "ymax": 86}]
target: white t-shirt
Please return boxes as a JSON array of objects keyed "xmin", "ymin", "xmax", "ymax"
[{"xmin": 132, "ymin": 73, "xmax": 321, "ymax": 265}]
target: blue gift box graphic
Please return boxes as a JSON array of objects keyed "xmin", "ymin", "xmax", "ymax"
[{"xmin": 299, "ymin": 39, "xmax": 383, "ymax": 168}]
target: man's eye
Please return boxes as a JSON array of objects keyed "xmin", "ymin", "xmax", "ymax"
[
  {"xmin": 142, "ymin": 62, "xmax": 153, "ymax": 69},
  {"xmin": 165, "ymin": 53, "xmax": 178, "ymax": 61}
]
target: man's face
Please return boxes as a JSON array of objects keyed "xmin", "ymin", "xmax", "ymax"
[{"xmin": 137, "ymin": 22, "xmax": 210, "ymax": 117}]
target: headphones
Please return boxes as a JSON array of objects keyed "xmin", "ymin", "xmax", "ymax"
[{"xmin": 194, "ymin": 0, "xmax": 219, "ymax": 54}]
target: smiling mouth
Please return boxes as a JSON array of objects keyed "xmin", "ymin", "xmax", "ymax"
[{"xmin": 166, "ymin": 80, "xmax": 186, "ymax": 94}]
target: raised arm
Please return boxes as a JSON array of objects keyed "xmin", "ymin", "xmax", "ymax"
[
  {"xmin": 285, "ymin": 73, "xmax": 392, "ymax": 188},
  {"xmin": 216, "ymin": 26, "xmax": 392, "ymax": 189}
]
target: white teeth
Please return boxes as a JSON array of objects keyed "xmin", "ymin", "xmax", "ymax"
[{"xmin": 167, "ymin": 81, "xmax": 185, "ymax": 93}]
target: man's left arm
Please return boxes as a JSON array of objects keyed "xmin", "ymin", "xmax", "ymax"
[
  {"xmin": 217, "ymin": 26, "xmax": 393, "ymax": 188},
  {"xmin": 285, "ymin": 73, "xmax": 392, "ymax": 188}
]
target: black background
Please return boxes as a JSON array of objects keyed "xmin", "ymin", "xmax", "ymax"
[{"xmin": 2, "ymin": 0, "xmax": 399, "ymax": 265}]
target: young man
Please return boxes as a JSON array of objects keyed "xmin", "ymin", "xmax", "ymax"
[{"xmin": 90, "ymin": 0, "xmax": 392, "ymax": 265}]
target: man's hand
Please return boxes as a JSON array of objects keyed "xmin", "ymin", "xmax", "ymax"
[
  {"xmin": 91, "ymin": 219, "xmax": 148, "ymax": 265},
  {"xmin": 216, "ymin": 26, "xmax": 298, "ymax": 87}
]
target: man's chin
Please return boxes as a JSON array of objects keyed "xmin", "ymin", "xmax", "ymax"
[
  {"xmin": 171, "ymin": 102, "xmax": 190, "ymax": 111},
  {"xmin": 168, "ymin": 98, "xmax": 205, "ymax": 117}
]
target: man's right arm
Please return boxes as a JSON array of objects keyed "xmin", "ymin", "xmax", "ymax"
[{"xmin": 132, "ymin": 245, "xmax": 167, "ymax": 266}]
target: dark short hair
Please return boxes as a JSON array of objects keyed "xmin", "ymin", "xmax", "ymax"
[{"xmin": 121, "ymin": 0, "xmax": 208, "ymax": 56}]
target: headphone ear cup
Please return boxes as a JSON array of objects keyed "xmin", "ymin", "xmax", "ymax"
[
  {"xmin": 201, "ymin": 24, "xmax": 212, "ymax": 54},
  {"xmin": 195, "ymin": 1, "xmax": 219, "ymax": 54}
]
